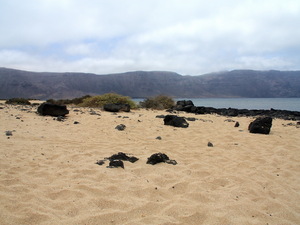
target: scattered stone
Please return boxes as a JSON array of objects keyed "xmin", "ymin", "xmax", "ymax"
[
  {"xmin": 248, "ymin": 117, "xmax": 273, "ymax": 134},
  {"xmin": 74, "ymin": 121, "xmax": 80, "ymax": 124},
  {"xmin": 56, "ymin": 116, "xmax": 65, "ymax": 122},
  {"xmin": 123, "ymin": 116, "xmax": 129, "ymax": 119},
  {"xmin": 164, "ymin": 115, "xmax": 189, "ymax": 128},
  {"xmin": 174, "ymin": 100, "xmax": 195, "ymax": 112},
  {"xmin": 224, "ymin": 119, "xmax": 235, "ymax": 122},
  {"xmin": 96, "ymin": 152, "xmax": 139, "ymax": 169},
  {"xmin": 103, "ymin": 103, "xmax": 130, "ymax": 112},
  {"xmin": 156, "ymin": 115, "xmax": 165, "ymax": 118},
  {"xmin": 115, "ymin": 124, "xmax": 126, "ymax": 131},
  {"xmin": 285, "ymin": 122, "xmax": 296, "ymax": 126},
  {"xmin": 95, "ymin": 160, "xmax": 105, "ymax": 165},
  {"xmin": 199, "ymin": 118, "xmax": 213, "ymax": 123},
  {"xmin": 107, "ymin": 152, "xmax": 139, "ymax": 163},
  {"xmin": 172, "ymin": 100, "xmax": 300, "ymax": 121},
  {"xmin": 146, "ymin": 153, "xmax": 177, "ymax": 165},
  {"xmin": 207, "ymin": 142, "xmax": 213, "ymax": 147},
  {"xmin": 185, "ymin": 117, "xmax": 197, "ymax": 121},
  {"xmin": 234, "ymin": 122, "xmax": 240, "ymax": 127},
  {"xmin": 37, "ymin": 103, "xmax": 69, "ymax": 117},
  {"xmin": 5, "ymin": 131, "xmax": 13, "ymax": 136},
  {"xmin": 108, "ymin": 160, "xmax": 124, "ymax": 169},
  {"xmin": 156, "ymin": 136, "xmax": 162, "ymax": 140},
  {"xmin": 89, "ymin": 109, "xmax": 101, "ymax": 116}
]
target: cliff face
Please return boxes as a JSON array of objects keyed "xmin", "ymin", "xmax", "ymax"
[{"xmin": 0, "ymin": 67, "xmax": 300, "ymax": 99}]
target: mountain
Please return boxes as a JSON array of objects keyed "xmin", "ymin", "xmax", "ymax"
[{"xmin": 0, "ymin": 67, "xmax": 300, "ymax": 99}]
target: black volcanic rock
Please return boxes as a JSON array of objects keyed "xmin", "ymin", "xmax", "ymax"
[
  {"xmin": 164, "ymin": 115, "xmax": 189, "ymax": 128},
  {"xmin": 107, "ymin": 152, "xmax": 139, "ymax": 163},
  {"xmin": 172, "ymin": 100, "xmax": 300, "ymax": 121},
  {"xmin": 104, "ymin": 103, "xmax": 130, "ymax": 112},
  {"xmin": 108, "ymin": 160, "xmax": 124, "ymax": 169},
  {"xmin": 146, "ymin": 153, "xmax": 177, "ymax": 165},
  {"xmin": 37, "ymin": 103, "xmax": 69, "ymax": 117},
  {"xmin": 96, "ymin": 152, "xmax": 139, "ymax": 169},
  {"xmin": 175, "ymin": 100, "xmax": 195, "ymax": 112},
  {"xmin": 115, "ymin": 124, "xmax": 126, "ymax": 131},
  {"xmin": 248, "ymin": 117, "xmax": 273, "ymax": 134}
]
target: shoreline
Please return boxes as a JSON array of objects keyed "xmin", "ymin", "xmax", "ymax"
[{"xmin": 172, "ymin": 100, "xmax": 300, "ymax": 121}]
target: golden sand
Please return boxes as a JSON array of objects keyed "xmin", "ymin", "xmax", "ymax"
[{"xmin": 0, "ymin": 102, "xmax": 299, "ymax": 224}]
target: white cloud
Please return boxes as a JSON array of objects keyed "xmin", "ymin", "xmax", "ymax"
[
  {"xmin": 64, "ymin": 43, "xmax": 96, "ymax": 56},
  {"xmin": 0, "ymin": 0, "xmax": 299, "ymax": 74}
]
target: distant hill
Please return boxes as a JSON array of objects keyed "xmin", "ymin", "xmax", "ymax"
[{"xmin": 0, "ymin": 67, "xmax": 300, "ymax": 99}]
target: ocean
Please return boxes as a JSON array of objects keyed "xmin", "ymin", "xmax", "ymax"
[{"xmin": 133, "ymin": 98, "xmax": 300, "ymax": 112}]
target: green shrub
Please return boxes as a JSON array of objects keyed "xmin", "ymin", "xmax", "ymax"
[
  {"xmin": 139, "ymin": 95, "xmax": 175, "ymax": 109},
  {"xmin": 79, "ymin": 93, "xmax": 137, "ymax": 108},
  {"xmin": 5, "ymin": 98, "xmax": 31, "ymax": 105},
  {"xmin": 46, "ymin": 95, "xmax": 91, "ymax": 105}
]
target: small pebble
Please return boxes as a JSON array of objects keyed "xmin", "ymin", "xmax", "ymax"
[
  {"xmin": 207, "ymin": 142, "xmax": 213, "ymax": 147},
  {"xmin": 5, "ymin": 131, "xmax": 13, "ymax": 136},
  {"xmin": 115, "ymin": 124, "xmax": 126, "ymax": 131}
]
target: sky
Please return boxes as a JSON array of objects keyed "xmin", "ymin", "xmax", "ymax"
[{"xmin": 0, "ymin": 0, "xmax": 300, "ymax": 75}]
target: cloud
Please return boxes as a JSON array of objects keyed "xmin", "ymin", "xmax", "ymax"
[{"xmin": 0, "ymin": 0, "xmax": 299, "ymax": 75}]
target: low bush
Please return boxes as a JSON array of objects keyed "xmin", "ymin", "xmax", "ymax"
[
  {"xmin": 79, "ymin": 93, "xmax": 137, "ymax": 108},
  {"xmin": 139, "ymin": 95, "xmax": 175, "ymax": 109},
  {"xmin": 5, "ymin": 98, "xmax": 31, "ymax": 105},
  {"xmin": 46, "ymin": 95, "xmax": 91, "ymax": 105}
]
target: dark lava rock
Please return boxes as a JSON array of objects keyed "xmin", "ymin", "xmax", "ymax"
[
  {"xmin": 108, "ymin": 160, "xmax": 124, "ymax": 169},
  {"xmin": 224, "ymin": 119, "xmax": 235, "ymax": 122},
  {"xmin": 95, "ymin": 160, "xmax": 105, "ymax": 165},
  {"xmin": 156, "ymin": 115, "xmax": 165, "ymax": 118},
  {"xmin": 146, "ymin": 153, "xmax": 177, "ymax": 165},
  {"xmin": 207, "ymin": 142, "xmax": 213, "ymax": 147},
  {"xmin": 248, "ymin": 117, "xmax": 273, "ymax": 134},
  {"xmin": 164, "ymin": 115, "xmax": 189, "ymax": 128},
  {"xmin": 74, "ymin": 121, "xmax": 80, "ymax": 124},
  {"xmin": 107, "ymin": 152, "xmax": 139, "ymax": 163},
  {"xmin": 5, "ymin": 131, "xmax": 13, "ymax": 136},
  {"xmin": 56, "ymin": 116, "xmax": 65, "ymax": 122},
  {"xmin": 37, "ymin": 103, "xmax": 69, "ymax": 117},
  {"xmin": 175, "ymin": 100, "xmax": 195, "ymax": 112},
  {"xmin": 89, "ymin": 109, "xmax": 101, "ymax": 116},
  {"xmin": 115, "ymin": 124, "xmax": 126, "ymax": 131},
  {"xmin": 156, "ymin": 136, "xmax": 162, "ymax": 140},
  {"xmin": 172, "ymin": 100, "xmax": 300, "ymax": 121},
  {"xmin": 185, "ymin": 117, "xmax": 197, "ymax": 121},
  {"xmin": 234, "ymin": 122, "xmax": 240, "ymax": 127},
  {"xmin": 103, "ymin": 103, "xmax": 130, "ymax": 112},
  {"xmin": 96, "ymin": 152, "xmax": 139, "ymax": 168}
]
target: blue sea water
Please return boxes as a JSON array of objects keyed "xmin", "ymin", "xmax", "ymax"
[{"xmin": 133, "ymin": 98, "xmax": 300, "ymax": 112}]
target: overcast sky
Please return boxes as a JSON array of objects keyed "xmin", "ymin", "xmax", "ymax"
[{"xmin": 0, "ymin": 0, "xmax": 300, "ymax": 75}]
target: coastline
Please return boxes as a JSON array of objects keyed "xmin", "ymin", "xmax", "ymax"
[
  {"xmin": 1, "ymin": 102, "xmax": 299, "ymax": 224},
  {"xmin": 134, "ymin": 98, "xmax": 300, "ymax": 112}
]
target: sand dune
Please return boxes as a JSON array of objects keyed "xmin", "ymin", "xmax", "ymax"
[{"xmin": 0, "ymin": 102, "xmax": 299, "ymax": 224}]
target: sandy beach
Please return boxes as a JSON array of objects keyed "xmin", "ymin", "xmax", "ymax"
[{"xmin": 0, "ymin": 101, "xmax": 299, "ymax": 225}]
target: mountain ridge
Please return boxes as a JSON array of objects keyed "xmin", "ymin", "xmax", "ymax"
[{"xmin": 0, "ymin": 67, "xmax": 300, "ymax": 99}]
